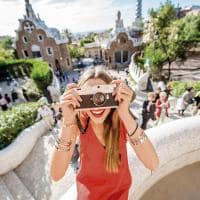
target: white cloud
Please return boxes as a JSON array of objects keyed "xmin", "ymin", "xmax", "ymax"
[{"xmin": 0, "ymin": 0, "xmax": 135, "ymax": 36}]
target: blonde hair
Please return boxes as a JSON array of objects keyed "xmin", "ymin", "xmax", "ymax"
[
  {"xmin": 147, "ymin": 92, "xmax": 155, "ymax": 99},
  {"xmin": 78, "ymin": 66, "xmax": 121, "ymax": 173}
]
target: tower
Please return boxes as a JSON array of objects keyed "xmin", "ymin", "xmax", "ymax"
[
  {"xmin": 115, "ymin": 11, "xmax": 126, "ymax": 33},
  {"xmin": 25, "ymin": 0, "xmax": 37, "ymax": 20},
  {"xmin": 135, "ymin": 0, "xmax": 142, "ymax": 20}
]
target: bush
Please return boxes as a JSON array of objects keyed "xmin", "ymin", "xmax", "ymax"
[
  {"xmin": 0, "ymin": 59, "xmax": 53, "ymax": 94},
  {"xmin": 170, "ymin": 81, "xmax": 200, "ymax": 97},
  {"xmin": 31, "ymin": 60, "xmax": 53, "ymax": 92},
  {"xmin": 22, "ymin": 79, "xmax": 42, "ymax": 101},
  {"xmin": 0, "ymin": 102, "xmax": 41, "ymax": 150}
]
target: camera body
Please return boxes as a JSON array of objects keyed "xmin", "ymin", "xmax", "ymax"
[{"xmin": 75, "ymin": 84, "xmax": 118, "ymax": 110}]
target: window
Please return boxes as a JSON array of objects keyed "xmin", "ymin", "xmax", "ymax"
[
  {"xmin": 23, "ymin": 50, "xmax": 29, "ymax": 58},
  {"xmin": 32, "ymin": 51, "xmax": 42, "ymax": 58},
  {"xmin": 49, "ymin": 63, "xmax": 52, "ymax": 68},
  {"xmin": 123, "ymin": 51, "xmax": 128, "ymax": 63},
  {"xmin": 24, "ymin": 21, "xmax": 34, "ymax": 33},
  {"xmin": 23, "ymin": 36, "xmax": 28, "ymax": 43},
  {"xmin": 46, "ymin": 47, "xmax": 53, "ymax": 56},
  {"xmin": 120, "ymin": 37, "xmax": 126, "ymax": 44},
  {"xmin": 38, "ymin": 34, "xmax": 43, "ymax": 42},
  {"xmin": 115, "ymin": 51, "xmax": 121, "ymax": 63}
]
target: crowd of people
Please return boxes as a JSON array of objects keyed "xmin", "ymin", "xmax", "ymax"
[{"xmin": 141, "ymin": 81, "xmax": 200, "ymax": 130}]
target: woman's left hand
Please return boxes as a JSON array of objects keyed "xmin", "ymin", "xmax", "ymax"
[{"xmin": 112, "ymin": 79, "xmax": 135, "ymax": 119}]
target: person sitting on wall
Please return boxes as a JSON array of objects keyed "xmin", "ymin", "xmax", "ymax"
[{"xmin": 0, "ymin": 93, "xmax": 8, "ymax": 111}]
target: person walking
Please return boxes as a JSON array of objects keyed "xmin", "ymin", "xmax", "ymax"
[
  {"xmin": 0, "ymin": 94, "xmax": 8, "ymax": 111},
  {"xmin": 177, "ymin": 87, "xmax": 194, "ymax": 116}
]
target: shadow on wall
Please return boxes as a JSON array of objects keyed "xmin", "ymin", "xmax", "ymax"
[{"xmin": 141, "ymin": 162, "xmax": 200, "ymax": 200}]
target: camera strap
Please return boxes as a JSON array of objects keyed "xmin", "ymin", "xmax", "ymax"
[{"xmin": 76, "ymin": 114, "xmax": 90, "ymax": 134}]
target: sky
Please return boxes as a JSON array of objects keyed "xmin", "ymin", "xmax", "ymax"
[{"xmin": 0, "ymin": 0, "xmax": 199, "ymax": 36}]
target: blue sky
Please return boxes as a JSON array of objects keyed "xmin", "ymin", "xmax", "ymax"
[{"xmin": 0, "ymin": 0, "xmax": 199, "ymax": 36}]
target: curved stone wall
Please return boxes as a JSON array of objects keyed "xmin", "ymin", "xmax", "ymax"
[
  {"xmin": 141, "ymin": 162, "xmax": 200, "ymax": 200},
  {"xmin": 0, "ymin": 120, "xmax": 48, "ymax": 175},
  {"xmin": 129, "ymin": 115, "xmax": 200, "ymax": 199}
]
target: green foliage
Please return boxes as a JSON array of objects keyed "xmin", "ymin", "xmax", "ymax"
[
  {"xmin": 0, "ymin": 36, "xmax": 13, "ymax": 50},
  {"xmin": 80, "ymin": 38, "xmax": 95, "ymax": 47},
  {"xmin": 22, "ymin": 79, "xmax": 42, "ymax": 101},
  {"xmin": 0, "ymin": 47, "xmax": 15, "ymax": 60},
  {"xmin": 170, "ymin": 81, "xmax": 200, "ymax": 97},
  {"xmin": 69, "ymin": 45, "xmax": 84, "ymax": 59},
  {"xmin": 0, "ymin": 59, "xmax": 52, "ymax": 93},
  {"xmin": 143, "ymin": 1, "xmax": 200, "ymax": 78},
  {"xmin": 31, "ymin": 60, "xmax": 53, "ymax": 92},
  {"xmin": 0, "ymin": 102, "xmax": 41, "ymax": 150}
]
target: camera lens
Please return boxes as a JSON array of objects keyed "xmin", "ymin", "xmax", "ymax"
[{"xmin": 92, "ymin": 92, "xmax": 106, "ymax": 106}]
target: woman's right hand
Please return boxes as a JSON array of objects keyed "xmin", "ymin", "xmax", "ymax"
[{"xmin": 59, "ymin": 83, "xmax": 82, "ymax": 123}]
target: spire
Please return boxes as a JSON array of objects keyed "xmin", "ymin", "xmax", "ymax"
[
  {"xmin": 25, "ymin": 0, "xmax": 37, "ymax": 20},
  {"xmin": 135, "ymin": 0, "xmax": 142, "ymax": 20},
  {"xmin": 115, "ymin": 11, "xmax": 125, "ymax": 33}
]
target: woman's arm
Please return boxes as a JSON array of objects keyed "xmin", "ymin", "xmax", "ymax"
[
  {"xmin": 50, "ymin": 83, "xmax": 82, "ymax": 181},
  {"xmin": 50, "ymin": 124, "xmax": 79, "ymax": 181},
  {"xmin": 112, "ymin": 79, "xmax": 159, "ymax": 171},
  {"xmin": 121, "ymin": 111, "xmax": 159, "ymax": 171}
]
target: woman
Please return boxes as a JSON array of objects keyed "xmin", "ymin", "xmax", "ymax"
[
  {"xmin": 155, "ymin": 92, "xmax": 170, "ymax": 125},
  {"xmin": 50, "ymin": 67, "xmax": 159, "ymax": 200}
]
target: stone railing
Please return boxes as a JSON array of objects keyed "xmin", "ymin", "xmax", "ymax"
[
  {"xmin": 129, "ymin": 115, "xmax": 200, "ymax": 199},
  {"xmin": 0, "ymin": 120, "xmax": 49, "ymax": 175},
  {"xmin": 60, "ymin": 116, "xmax": 200, "ymax": 200},
  {"xmin": 129, "ymin": 53, "xmax": 149, "ymax": 91}
]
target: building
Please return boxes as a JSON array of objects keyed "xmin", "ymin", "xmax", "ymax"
[
  {"xmin": 179, "ymin": 5, "xmax": 200, "ymax": 18},
  {"xmin": 84, "ymin": 0, "xmax": 143, "ymax": 69},
  {"xmin": 15, "ymin": 0, "xmax": 72, "ymax": 72},
  {"xmin": 84, "ymin": 42, "xmax": 102, "ymax": 60}
]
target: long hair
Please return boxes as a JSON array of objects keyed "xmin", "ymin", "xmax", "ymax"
[{"xmin": 78, "ymin": 66, "xmax": 121, "ymax": 173}]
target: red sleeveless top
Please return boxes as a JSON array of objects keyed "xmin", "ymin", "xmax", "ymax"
[{"xmin": 76, "ymin": 121, "xmax": 132, "ymax": 200}]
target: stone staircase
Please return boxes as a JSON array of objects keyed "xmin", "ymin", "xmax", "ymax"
[
  {"xmin": 0, "ymin": 129, "xmax": 76, "ymax": 200},
  {"xmin": 1, "ymin": 171, "xmax": 35, "ymax": 200}
]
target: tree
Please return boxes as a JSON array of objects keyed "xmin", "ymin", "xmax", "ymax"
[
  {"xmin": 143, "ymin": 1, "xmax": 200, "ymax": 80},
  {"xmin": 0, "ymin": 36, "xmax": 13, "ymax": 50},
  {"xmin": 69, "ymin": 45, "xmax": 84, "ymax": 59},
  {"xmin": 0, "ymin": 47, "xmax": 14, "ymax": 60}
]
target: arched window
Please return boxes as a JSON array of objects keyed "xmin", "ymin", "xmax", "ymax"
[
  {"xmin": 23, "ymin": 36, "xmax": 28, "ymax": 43},
  {"xmin": 37, "ymin": 34, "xmax": 44, "ymax": 42},
  {"xmin": 46, "ymin": 47, "xmax": 54, "ymax": 56}
]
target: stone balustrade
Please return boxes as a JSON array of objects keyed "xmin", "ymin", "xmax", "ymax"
[{"xmin": 0, "ymin": 120, "xmax": 49, "ymax": 175}]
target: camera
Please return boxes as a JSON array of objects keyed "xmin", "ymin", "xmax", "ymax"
[{"xmin": 75, "ymin": 84, "xmax": 118, "ymax": 110}]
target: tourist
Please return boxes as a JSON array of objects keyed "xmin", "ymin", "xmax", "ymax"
[
  {"xmin": 4, "ymin": 94, "xmax": 12, "ymax": 109},
  {"xmin": 141, "ymin": 92, "xmax": 156, "ymax": 129},
  {"xmin": 36, "ymin": 104, "xmax": 54, "ymax": 130},
  {"xmin": 155, "ymin": 92, "xmax": 170, "ymax": 125},
  {"xmin": 165, "ymin": 83, "xmax": 173, "ymax": 98},
  {"xmin": 50, "ymin": 67, "xmax": 159, "ymax": 199},
  {"xmin": 155, "ymin": 87, "xmax": 161, "ymax": 102},
  {"xmin": 10, "ymin": 80, "xmax": 19, "ymax": 102},
  {"xmin": 0, "ymin": 94, "xmax": 8, "ymax": 111},
  {"xmin": 177, "ymin": 87, "xmax": 194, "ymax": 116},
  {"xmin": 192, "ymin": 91, "xmax": 200, "ymax": 116},
  {"xmin": 157, "ymin": 76, "xmax": 166, "ymax": 91}
]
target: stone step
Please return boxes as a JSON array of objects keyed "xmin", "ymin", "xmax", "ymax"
[
  {"xmin": 2, "ymin": 171, "xmax": 35, "ymax": 200},
  {"xmin": 0, "ymin": 177, "xmax": 15, "ymax": 200}
]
